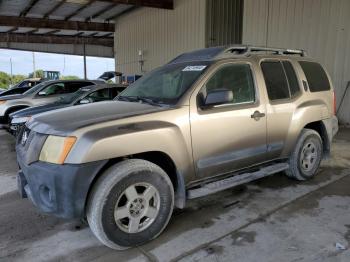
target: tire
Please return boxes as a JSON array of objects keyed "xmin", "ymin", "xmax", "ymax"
[
  {"xmin": 86, "ymin": 159, "xmax": 174, "ymax": 250},
  {"xmin": 286, "ymin": 128, "xmax": 323, "ymax": 181}
]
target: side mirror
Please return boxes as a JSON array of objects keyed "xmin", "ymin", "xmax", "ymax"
[
  {"xmin": 204, "ymin": 89, "xmax": 233, "ymax": 107},
  {"xmin": 38, "ymin": 91, "xmax": 46, "ymax": 96},
  {"xmin": 79, "ymin": 99, "xmax": 90, "ymax": 104}
]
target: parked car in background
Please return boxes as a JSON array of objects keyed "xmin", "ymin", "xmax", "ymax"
[
  {"xmin": 9, "ymin": 78, "xmax": 42, "ymax": 90},
  {"xmin": 16, "ymin": 45, "xmax": 338, "ymax": 250},
  {"xmin": 0, "ymin": 79, "xmax": 44, "ymax": 97},
  {"xmin": 0, "ymin": 87, "xmax": 36, "ymax": 97},
  {"xmin": 0, "ymin": 80, "xmax": 103, "ymax": 125},
  {"xmin": 98, "ymin": 71, "xmax": 123, "ymax": 83},
  {"xmin": 10, "ymin": 83, "xmax": 128, "ymax": 135}
]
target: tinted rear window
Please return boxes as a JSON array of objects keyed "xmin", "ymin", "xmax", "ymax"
[
  {"xmin": 282, "ymin": 61, "xmax": 300, "ymax": 97},
  {"xmin": 261, "ymin": 61, "xmax": 290, "ymax": 100},
  {"xmin": 299, "ymin": 61, "xmax": 330, "ymax": 92}
]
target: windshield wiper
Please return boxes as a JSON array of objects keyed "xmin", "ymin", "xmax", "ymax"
[{"xmin": 118, "ymin": 96, "xmax": 165, "ymax": 107}]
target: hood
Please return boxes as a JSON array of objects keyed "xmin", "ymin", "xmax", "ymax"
[
  {"xmin": 28, "ymin": 101, "xmax": 167, "ymax": 136},
  {"xmin": 0, "ymin": 93, "xmax": 25, "ymax": 100},
  {"xmin": 0, "ymin": 87, "xmax": 29, "ymax": 97},
  {"xmin": 10, "ymin": 103, "xmax": 67, "ymax": 119}
]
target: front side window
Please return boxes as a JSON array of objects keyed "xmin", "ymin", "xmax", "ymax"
[
  {"xmin": 199, "ymin": 63, "xmax": 255, "ymax": 106},
  {"xmin": 39, "ymin": 83, "xmax": 66, "ymax": 96},
  {"xmin": 82, "ymin": 88, "xmax": 110, "ymax": 103},
  {"xmin": 299, "ymin": 61, "xmax": 330, "ymax": 92},
  {"xmin": 120, "ymin": 62, "xmax": 211, "ymax": 104}
]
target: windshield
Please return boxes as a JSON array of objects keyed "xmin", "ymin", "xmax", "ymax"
[
  {"xmin": 119, "ymin": 61, "xmax": 211, "ymax": 104},
  {"xmin": 58, "ymin": 89, "xmax": 90, "ymax": 104}
]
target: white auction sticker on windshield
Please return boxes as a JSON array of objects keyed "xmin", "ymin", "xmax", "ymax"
[{"xmin": 182, "ymin": 65, "xmax": 207, "ymax": 71}]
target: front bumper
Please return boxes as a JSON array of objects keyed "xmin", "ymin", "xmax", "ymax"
[
  {"xmin": 0, "ymin": 115, "xmax": 6, "ymax": 125},
  {"xmin": 9, "ymin": 123, "xmax": 25, "ymax": 136},
  {"xmin": 17, "ymin": 153, "xmax": 107, "ymax": 219}
]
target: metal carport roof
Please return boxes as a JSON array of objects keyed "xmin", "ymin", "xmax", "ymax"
[{"xmin": 0, "ymin": 0, "xmax": 173, "ymax": 57}]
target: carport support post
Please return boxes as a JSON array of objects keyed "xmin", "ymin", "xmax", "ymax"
[{"xmin": 83, "ymin": 43, "xmax": 87, "ymax": 80}]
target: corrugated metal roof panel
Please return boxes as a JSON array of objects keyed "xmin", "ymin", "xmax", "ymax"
[{"xmin": 243, "ymin": 0, "xmax": 350, "ymax": 124}]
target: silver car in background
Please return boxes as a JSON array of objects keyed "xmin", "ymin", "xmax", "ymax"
[{"xmin": 0, "ymin": 80, "xmax": 102, "ymax": 125}]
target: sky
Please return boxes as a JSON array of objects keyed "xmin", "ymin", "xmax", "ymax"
[{"xmin": 0, "ymin": 49, "xmax": 115, "ymax": 80}]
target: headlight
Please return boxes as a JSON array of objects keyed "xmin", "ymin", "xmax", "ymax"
[
  {"xmin": 39, "ymin": 136, "xmax": 77, "ymax": 164},
  {"xmin": 0, "ymin": 100, "xmax": 6, "ymax": 105},
  {"xmin": 11, "ymin": 116, "xmax": 31, "ymax": 125}
]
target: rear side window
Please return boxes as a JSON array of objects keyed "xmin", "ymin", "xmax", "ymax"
[
  {"xmin": 299, "ymin": 61, "xmax": 330, "ymax": 92},
  {"xmin": 110, "ymin": 87, "xmax": 125, "ymax": 99},
  {"xmin": 67, "ymin": 82, "xmax": 94, "ymax": 92},
  {"xmin": 261, "ymin": 61, "xmax": 290, "ymax": 100},
  {"xmin": 282, "ymin": 61, "xmax": 300, "ymax": 97}
]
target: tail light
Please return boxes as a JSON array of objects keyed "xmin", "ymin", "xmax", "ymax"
[{"xmin": 333, "ymin": 91, "xmax": 336, "ymax": 115}]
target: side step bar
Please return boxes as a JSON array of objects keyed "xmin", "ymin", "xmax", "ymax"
[{"xmin": 187, "ymin": 163, "xmax": 289, "ymax": 199}]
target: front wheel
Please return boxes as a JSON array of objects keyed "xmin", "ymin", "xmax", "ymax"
[
  {"xmin": 87, "ymin": 159, "xmax": 174, "ymax": 250},
  {"xmin": 286, "ymin": 128, "xmax": 323, "ymax": 181}
]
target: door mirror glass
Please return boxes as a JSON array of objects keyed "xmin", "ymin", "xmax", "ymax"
[
  {"xmin": 205, "ymin": 89, "xmax": 233, "ymax": 106},
  {"xmin": 79, "ymin": 99, "xmax": 90, "ymax": 104},
  {"xmin": 38, "ymin": 91, "xmax": 47, "ymax": 96}
]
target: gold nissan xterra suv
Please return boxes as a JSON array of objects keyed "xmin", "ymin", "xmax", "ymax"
[{"xmin": 16, "ymin": 46, "xmax": 339, "ymax": 249}]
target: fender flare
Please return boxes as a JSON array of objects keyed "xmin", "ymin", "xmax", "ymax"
[{"xmin": 175, "ymin": 171, "xmax": 186, "ymax": 209}]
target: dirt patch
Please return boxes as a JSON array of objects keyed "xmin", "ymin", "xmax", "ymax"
[
  {"xmin": 231, "ymin": 231, "xmax": 256, "ymax": 246},
  {"xmin": 205, "ymin": 244, "xmax": 224, "ymax": 256}
]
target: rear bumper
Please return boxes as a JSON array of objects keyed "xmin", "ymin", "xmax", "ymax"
[
  {"xmin": 17, "ymin": 158, "xmax": 107, "ymax": 219},
  {"xmin": 321, "ymin": 116, "xmax": 339, "ymax": 158},
  {"xmin": 331, "ymin": 115, "xmax": 339, "ymax": 138}
]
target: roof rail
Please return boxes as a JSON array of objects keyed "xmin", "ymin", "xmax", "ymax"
[{"xmin": 222, "ymin": 45, "xmax": 307, "ymax": 57}]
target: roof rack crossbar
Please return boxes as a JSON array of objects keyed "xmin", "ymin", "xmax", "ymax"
[{"xmin": 224, "ymin": 45, "xmax": 307, "ymax": 57}]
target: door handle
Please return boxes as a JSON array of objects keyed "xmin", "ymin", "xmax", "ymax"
[{"xmin": 251, "ymin": 111, "xmax": 265, "ymax": 120}]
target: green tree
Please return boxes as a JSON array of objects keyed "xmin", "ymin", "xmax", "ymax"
[
  {"xmin": 29, "ymin": 69, "xmax": 44, "ymax": 78},
  {"xmin": 0, "ymin": 71, "xmax": 11, "ymax": 89},
  {"xmin": 12, "ymin": 74, "xmax": 26, "ymax": 85},
  {"xmin": 60, "ymin": 75, "xmax": 80, "ymax": 80}
]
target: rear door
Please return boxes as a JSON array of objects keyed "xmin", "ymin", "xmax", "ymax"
[{"xmin": 260, "ymin": 60, "xmax": 302, "ymax": 159}]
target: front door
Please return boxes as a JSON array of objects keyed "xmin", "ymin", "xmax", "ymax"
[{"xmin": 190, "ymin": 62, "xmax": 268, "ymax": 178}]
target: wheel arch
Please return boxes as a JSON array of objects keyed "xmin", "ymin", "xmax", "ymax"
[
  {"xmin": 84, "ymin": 151, "xmax": 187, "ymax": 214},
  {"xmin": 5, "ymin": 105, "xmax": 30, "ymax": 118},
  {"xmin": 303, "ymin": 120, "xmax": 331, "ymax": 158}
]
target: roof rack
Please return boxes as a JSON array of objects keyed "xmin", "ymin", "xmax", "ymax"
[
  {"xmin": 221, "ymin": 45, "xmax": 307, "ymax": 57},
  {"xmin": 167, "ymin": 45, "xmax": 307, "ymax": 65}
]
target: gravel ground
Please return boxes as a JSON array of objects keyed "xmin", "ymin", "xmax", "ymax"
[{"xmin": 0, "ymin": 128, "xmax": 349, "ymax": 262}]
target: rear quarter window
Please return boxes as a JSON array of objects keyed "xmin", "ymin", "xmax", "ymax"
[{"xmin": 299, "ymin": 61, "xmax": 331, "ymax": 92}]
